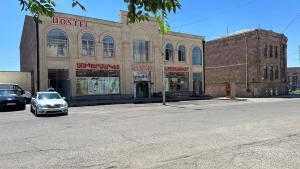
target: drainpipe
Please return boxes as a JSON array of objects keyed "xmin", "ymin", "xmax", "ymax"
[
  {"xmin": 244, "ymin": 33, "xmax": 248, "ymax": 90},
  {"xmin": 202, "ymin": 40, "xmax": 206, "ymax": 94},
  {"xmin": 34, "ymin": 15, "xmax": 40, "ymax": 91}
]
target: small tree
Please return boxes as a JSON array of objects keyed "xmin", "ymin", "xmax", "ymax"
[{"xmin": 18, "ymin": 0, "xmax": 181, "ymax": 34}]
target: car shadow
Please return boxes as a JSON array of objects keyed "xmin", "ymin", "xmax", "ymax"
[
  {"xmin": 32, "ymin": 113, "xmax": 68, "ymax": 118},
  {"xmin": 0, "ymin": 107, "xmax": 25, "ymax": 112}
]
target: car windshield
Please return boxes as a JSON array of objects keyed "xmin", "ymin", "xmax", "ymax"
[
  {"xmin": 37, "ymin": 93, "xmax": 61, "ymax": 100},
  {"xmin": 0, "ymin": 90, "xmax": 19, "ymax": 96}
]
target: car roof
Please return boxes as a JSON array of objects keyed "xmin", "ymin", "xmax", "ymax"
[
  {"xmin": 0, "ymin": 83, "xmax": 18, "ymax": 85},
  {"xmin": 37, "ymin": 91, "xmax": 58, "ymax": 94}
]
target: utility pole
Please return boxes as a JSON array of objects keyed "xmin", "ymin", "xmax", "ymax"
[{"xmin": 161, "ymin": 32, "xmax": 166, "ymax": 105}]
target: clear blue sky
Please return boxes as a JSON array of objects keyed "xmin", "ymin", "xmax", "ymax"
[{"xmin": 1, "ymin": 0, "xmax": 299, "ymax": 71}]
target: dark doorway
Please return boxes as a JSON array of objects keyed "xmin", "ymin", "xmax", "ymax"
[
  {"xmin": 136, "ymin": 82, "xmax": 149, "ymax": 98},
  {"xmin": 193, "ymin": 80, "xmax": 203, "ymax": 95},
  {"xmin": 48, "ymin": 69, "xmax": 70, "ymax": 99}
]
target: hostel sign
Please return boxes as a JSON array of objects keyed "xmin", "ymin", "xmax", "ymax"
[{"xmin": 52, "ymin": 16, "xmax": 88, "ymax": 28}]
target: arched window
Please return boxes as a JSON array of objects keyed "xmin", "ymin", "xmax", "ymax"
[
  {"xmin": 103, "ymin": 36, "xmax": 114, "ymax": 57},
  {"xmin": 165, "ymin": 43, "xmax": 173, "ymax": 61},
  {"xmin": 192, "ymin": 47, "xmax": 202, "ymax": 65},
  {"xmin": 47, "ymin": 29, "xmax": 68, "ymax": 56},
  {"xmin": 178, "ymin": 45, "xmax": 185, "ymax": 62},
  {"xmin": 82, "ymin": 33, "xmax": 95, "ymax": 56}
]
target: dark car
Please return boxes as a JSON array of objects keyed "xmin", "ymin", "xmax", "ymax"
[
  {"xmin": 0, "ymin": 83, "xmax": 32, "ymax": 103},
  {"xmin": 0, "ymin": 89, "xmax": 26, "ymax": 110}
]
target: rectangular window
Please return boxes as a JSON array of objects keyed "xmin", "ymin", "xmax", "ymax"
[
  {"xmin": 166, "ymin": 72, "xmax": 189, "ymax": 92},
  {"xmin": 47, "ymin": 39, "xmax": 68, "ymax": 56},
  {"xmin": 263, "ymin": 44, "xmax": 268, "ymax": 57},
  {"xmin": 270, "ymin": 66, "xmax": 273, "ymax": 81},
  {"xmin": 275, "ymin": 46, "xmax": 278, "ymax": 58},
  {"xmin": 133, "ymin": 40, "xmax": 150, "ymax": 63},
  {"xmin": 76, "ymin": 69, "xmax": 120, "ymax": 95},
  {"xmin": 263, "ymin": 66, "xmax": 268, "ymax": 80},
  {"xmin": 269, "ymin": 45, "xmax": 273, "ymax": 57},
  {"xmin": 275, "ymin": 66, "xmax": 279, "ymax": 79}
]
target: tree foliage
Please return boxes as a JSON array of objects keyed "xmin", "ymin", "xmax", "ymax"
[{"xmin": 18, "ymin": 0, "xmax": 181, "ymax": 34}]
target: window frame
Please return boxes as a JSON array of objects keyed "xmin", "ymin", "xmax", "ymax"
[
  {"xmin": 47, "ymin": 29, "xmax": 68, "ymax": 57},
  {"xmin": 263, "ymin": 66, "xmax": 268, "ymax": 80},
  {"xmin": 270, "ymin": 66, "xmax": 274, "ymax": 81},
  {"xmin": 103, "ymin": 35, "xmax": 115, "ymax": 57},
  {"xmin": 133, "ymin": 40, "xmax": 150, "ymax": 63},
  {"xmin": 165, "ymin": 43, "xmax": 173, "ymax": 61},
  {"xmin": 263, "ymin": 44, "xmax": 268, "ymax": 57},
  {"xmin": 192, "ymin": 47, "xmax": 202, "ymax": 65},
  {"xmin": 178, "ymin": 45, "xmax": 186, "ymax": 62},
  {"xmin": 81, "ymin": 33, "xmax": 95, "ymax": 56}
]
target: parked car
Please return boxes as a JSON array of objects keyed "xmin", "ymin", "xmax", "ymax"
[
  {"xmin": 0, "ymin": 83, "xmax": 32, "ymax": 103},
  {"xmin": 31, "ymin": 91, "xmax": 68, "ymax": 116},
  {"xmin": 0, "ymin": 89, "xmax": 26, "ymax": 110}
]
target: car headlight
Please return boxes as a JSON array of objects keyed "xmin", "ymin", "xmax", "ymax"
[{"xmin": 61, "ymin": 103, "xmax": 68, "ymax": 108}]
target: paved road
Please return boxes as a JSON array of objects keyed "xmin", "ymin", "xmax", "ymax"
[{"xmin": 0, "ymin": 98, "xmax": 300, "ymax": 169}]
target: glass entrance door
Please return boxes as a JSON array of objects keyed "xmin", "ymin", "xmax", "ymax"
[{"xmin": 136, "ymin": 82, "xmax": 149, "ymax": 98}]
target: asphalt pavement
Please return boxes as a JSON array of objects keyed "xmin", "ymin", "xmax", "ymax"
[{"xmin": 0, "ymin": 98, "xmax": 300, "ymax": 169}]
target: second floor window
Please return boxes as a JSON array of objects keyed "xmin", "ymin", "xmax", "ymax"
[
  {"xmin": 133, "ymin": 40, "xmax": 149, "ymax": 63},
  {"xmin": 165, "ymin": 43, "xmax": 173, "ymax": 61},
  {"xmin": 82, "ymin": 33, "xmax": 95, "ymax": 56},
  {"xmin": 269, "ymin": 45, "xmax": 273, "ymax": 57},
  {"xmin": 270, "ymin": 66, "xmax": 274, "ymax": 81},
  {"xmin": 192, "ymin": 47, "xmax": 202, "ymax": 65},
  {"xmin": 178, "ymin": 45, "xmax": 185, "ymax": 62},
  {"xmin": 263, "ymin": 66, "xmax": 268, "ymax": 80},
  {"xmin": 263, "ymin": 44, "xmax": 268, "ymax": 57},
  {"xmin": 47, "ymin": 29, "xmax": 68, "ymax": 57},
  {"xmin": 275, "ymin": 66, "xmax": 279, "ymax": 79},
  {"xmin": 275, "ymin": 46, "xmax": 278, "ymax": 58},
  {"xmin": 103, "ymin": 36, "xmax": 115, "ymax": 57}
]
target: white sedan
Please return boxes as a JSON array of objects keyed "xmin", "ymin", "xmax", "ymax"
[{"xmin": 31, "ymin": 92, "xmax": 68, "ymax": 116}]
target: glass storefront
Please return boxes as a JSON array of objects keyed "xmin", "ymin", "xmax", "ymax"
[
  {"xmin": 166, "ymin": 72, "xmax": 189, "ymax": 92},
  {"xmin": 76, "ymin": 69, "xmax": 120, "ymax": 95}
]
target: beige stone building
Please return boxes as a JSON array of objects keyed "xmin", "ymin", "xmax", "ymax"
[
  {"xmin": 20, "ymin": 11, "xmax": 204, "ymax": 100},
  {"xmin": 205, "ymin": 29, "xmax": 288, "ymax": 97}
]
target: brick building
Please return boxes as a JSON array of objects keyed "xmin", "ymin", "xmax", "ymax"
[
  {"xmin": 20, "ymin": 11, "xmax": 204, "ymax": 101},
  {"xmin": 287, "ymin": 67, "xmax": 300, "ymax": 90},
  {"xmin": 205, "ymin": 29, "xmax": 288, "ymax": 97}
]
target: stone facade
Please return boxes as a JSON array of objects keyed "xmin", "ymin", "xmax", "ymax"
[
  {"xmin": 287, "ymin": 67, "xmax": 300, "ymax": 90},
  {"xmin": 20, "ymin": 11, "xmax": 204, "ymax": 100},
  {"xmin": 205, "ymin": 29, "xmax": 288, "ymax": 97}
]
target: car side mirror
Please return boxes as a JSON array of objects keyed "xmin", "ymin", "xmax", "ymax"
[
  {"xmin": 20, "ymin": 90, "xmax": 25, "ymax": 95},
  {"xmin": 62, "ymin": 97, "xmax": 66, "ymax": 100}
]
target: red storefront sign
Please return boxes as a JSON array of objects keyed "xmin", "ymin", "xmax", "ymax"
[
  {"xmin": 76, "ymin": 63, "xmax": 120, "ymax": 70},
  {"xmin": 166, "ymin": 67, "xmax": 189, "ymax": 72},
  {"xmin": 132, "ymin": 64, "xmax": 152, "ymax": 71},
  {"xmin": 52, "ymin": 16, "xmax": 88, "ymax": 28}
]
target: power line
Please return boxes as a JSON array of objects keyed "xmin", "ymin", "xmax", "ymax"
[
  {"xmin": 281, "ymin": 12, "xmax": 300, "ymax": 33},
  {"xmin": 173, "ymin": 0, "xmax": 257, "ymax": 30}
]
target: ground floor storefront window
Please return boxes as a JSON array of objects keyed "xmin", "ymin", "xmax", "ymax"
[
  {"xmin": 76, "ymin": 69, "xmax": 120, "ymax": 95},
  {"xmin": 166, "ymin": 72, "xmax": 189, "ymax": 92}
]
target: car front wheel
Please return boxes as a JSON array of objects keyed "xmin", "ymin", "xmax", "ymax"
[{"xmin": 34, "ymin": 107, "xmax": 39, "ymax": 117}]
